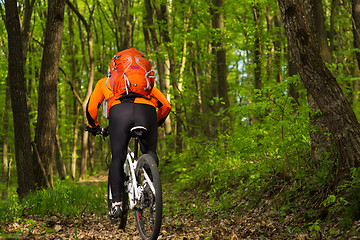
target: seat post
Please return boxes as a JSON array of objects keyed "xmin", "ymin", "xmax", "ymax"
[
  {"xmin": 130, "ymin": 126, "xmax": 147, "ymax": 159},
  {"xmin": 134, "ymin": 137, "xmax": 139, "ymax": 159}
]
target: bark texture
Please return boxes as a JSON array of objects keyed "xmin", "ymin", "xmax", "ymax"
[
  {"xmin": 278, "ymin": 0, "xmax": 360, "ymax": 182},
  {"xmin": 33, "ymin": 0, "xmax": 65, "ymax": 188},
  {"xmin": 5, "ymin": 0, "xmax": 35, "ymax": 199}
]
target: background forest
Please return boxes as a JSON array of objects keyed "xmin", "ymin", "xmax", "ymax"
[{"xmin": 2, "ymin": 0, "xmax": 360, "ymax": 238}]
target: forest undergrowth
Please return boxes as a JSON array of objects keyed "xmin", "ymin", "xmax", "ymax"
[
  {"xmin": 158, "ymin": 84, "xmax": 360, "ymax": 239},
  {"xmin": 3, "ymin": 85, "xmax": 360, "ymax": 239},
  {"xmin": 1, "ymin": 165, "xmax": 360, "ymax": 239},
  {"xmin": 161, "ymin": 143, "xmax": 360, "ymax": 239}
]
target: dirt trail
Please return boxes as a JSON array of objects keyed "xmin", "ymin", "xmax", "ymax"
[{"xmin": 2, "ymin": 173, "xmax": 355, "ymax": 239}]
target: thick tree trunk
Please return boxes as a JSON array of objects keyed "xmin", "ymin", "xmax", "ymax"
[
  {"xmin": 304, "ymin": 0, "xmax": 336, "ymax": 164},
  {"xmin": 33, "ymin": 0, "xmax": 65, "ymax": 188},
  {"xmin": 5, "ymin": 0, "xmax": 35, "ymax": 200},
  {"xmin": 306, "ymin": 0, "xmax": 332, "ymax": 64},
  {"xmin": 278, "ymin": 0, "xmax": 360, "ymax": 183}
]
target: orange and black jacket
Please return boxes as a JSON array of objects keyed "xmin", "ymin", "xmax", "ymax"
[{"xmin": 86, "ymin": 77, "xmax": 171, "ymax": 128}]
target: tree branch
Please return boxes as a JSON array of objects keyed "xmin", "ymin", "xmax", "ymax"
[
  {"xmin": 31, "ymin": 142, "xmax": 52, "ymax": 189},
  {"xmin": 65, "ymin": 0, "xmax": 90, "ymax": 33},
  {"xmin": 59, "ymin": 67, "xmax": 83, "ymax": 105}
]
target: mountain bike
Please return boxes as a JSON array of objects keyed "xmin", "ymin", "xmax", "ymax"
[{"xmin": 86, "ymin": 125, "xmax": 163, "ymax": 240}]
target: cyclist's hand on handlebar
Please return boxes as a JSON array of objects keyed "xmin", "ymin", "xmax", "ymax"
[
  {"xmin": 85, "ymin": 125, "xmax": 101, "ymax": 136},
  {"xmin": 102, "ymin": 126, "xmax": 109, "ymax": 137}
]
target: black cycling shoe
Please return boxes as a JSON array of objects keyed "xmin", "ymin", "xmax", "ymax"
[{"xmin": 109, "ymin": 202, "xmax": 123, "ymax": 218}]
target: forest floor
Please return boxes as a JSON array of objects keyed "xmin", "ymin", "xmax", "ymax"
[{"xmin": 2, "ymin": 173, "xmax": 360, "ymax": 240}]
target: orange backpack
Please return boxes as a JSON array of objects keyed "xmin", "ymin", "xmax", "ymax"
[{"xmin": 106, "ymin": 48, "xmax": 155, "ymax": 98}]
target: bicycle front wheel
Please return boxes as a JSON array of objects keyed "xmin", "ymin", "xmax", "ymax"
[{"xmin": 135, "ymin": 154, "xmax": 162, "ymax": 240}]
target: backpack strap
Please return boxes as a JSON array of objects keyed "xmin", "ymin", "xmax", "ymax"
[
  {"xmin": 116, "ymin": 92, "xmax": 150, "ymax": 101},
  {"xmin": 123, "ymin": 73, "xmax": 131, "ymax": 94},
  {"xmin": 144, "ymin": 70, "xmax": 155, "ymax": 91}
]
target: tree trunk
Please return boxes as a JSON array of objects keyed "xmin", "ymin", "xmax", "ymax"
[
  {"xmin": 278, "ymin": 0, "xmax": 360, "ymax": 183},
  {"xmin": 21, "ymin": 0, "xmax": 35, "ymax": 66},
  {"xmin": 287, "ymin": 51, "xmax": 300, "ymax": 106},
  {"xmin": 353, "ymin": 0, "xmax": 360, "ymax": 71},
  {"xmin": 253, "ymin": 5, "xmax": 262, "ymax": 91},
  {"xmin": 71, "ymin": 114, "xmax": 79, "ymax": 179},
  {"xmin": 89, "ymin": 137, "xmax": 95, "ymax": 174},
  {"xmin": 2, "ymin": 77, "xmax": 10, "ymax": 183},
  {"xmin": 2, "ymin": 77, "xmax": 11, "ymax": 197},
  {"xmin": 329, "ymin": 0, "xmax": 339, "ymax": 54},
  {"xmin": 55, "ymin": 129, "xmax": 66, "ymax": 180},
  {"xmin": 157, "ymin": 1, "xmax": 180, "ymax": 150},
  {"xmin": 212, "ymin": 0, "xmax": 230, "ymax": 109},
  {"xmin": 144, "ymin": 0, "xmax": 172, "ymax": 136},
  {"xmin": 5, "ymin": 0, "xmax": 35, "ymax": 200},
  {"xmin": 190, "ymin": 45, "xmax": 204, "ymax": 128},
  {"xmin": 66, "ymin": 0, "xmax": 95, "ymax": 180},
  {"xmin": 33, "ymin": 0, "xmax": 65, "ymax": 188},
  {"xmin": 305, "ymin": 0, "xmax": 336, "ymax": 164},
  {"xmin": 306, "ymin": 0, "xmax": 332, "ymax": 64},
  {"xmin": 265, "ymin": 12, "xmax": 282, "ymax": 83},
  {"xmin": 122, "ymin": 0, "xmax": 133, "ymax": 49}
]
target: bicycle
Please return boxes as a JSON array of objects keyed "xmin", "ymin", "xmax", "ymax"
[{"xmin": 86, "ymin": 125, "xmax": 163, "ymax": 240}]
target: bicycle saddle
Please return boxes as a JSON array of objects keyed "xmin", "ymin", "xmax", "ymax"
[{"xmin": 130, "ymin": 126, "xmax": 147, "ymax": 137}]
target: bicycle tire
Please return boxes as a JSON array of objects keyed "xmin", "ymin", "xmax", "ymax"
[
  {"xmin": 134, "ymin": 154, "xmax": 162, "ymax": 240},
  {"xmin": 107, "ymin": 180, "xmax": 128, "ymax": 230}
]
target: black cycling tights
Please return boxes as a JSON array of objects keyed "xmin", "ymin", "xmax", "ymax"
[{"xmin": 108, "ymin": 103, "xmax": 158, "ymax": 202}]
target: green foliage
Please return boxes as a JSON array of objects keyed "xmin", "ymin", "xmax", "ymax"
[
  {"xmin": 321, "ymin": 168, "xmax": 360, "ymax": 228},
  {"xmin": 164, "ymin": 77, "xmax": 314, "ymax": 212},
  {"xmin": 0, "ymin": 193, "xmax": 20, "ymax": 224},
  {"xmin": 0, "ymin": 180, "xmax": 106, "ymax": 224},
  {"xmin": 2, "ymin": 0, "xmax": 360, "ymax": 237}
]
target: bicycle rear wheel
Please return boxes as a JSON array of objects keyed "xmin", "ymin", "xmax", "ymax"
[{"xmin": 135, "ymin": 154, "xmax": 162, "ymax": 240}]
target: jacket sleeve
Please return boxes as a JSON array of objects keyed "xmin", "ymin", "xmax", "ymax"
[
  {"xmin": 86, "ymin": 78, "xmax": 106, "ymax": 128},
  {"xmin": 150, "ymin": 86, "xmax": 171, "ymax": 126}
]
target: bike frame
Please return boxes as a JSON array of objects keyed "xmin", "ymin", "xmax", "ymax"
[
  {"xmin": 125, "ymin": 137, "xmax": 155, "ymax": 211},
  {"xmin": 87, "ymin": 125, "xmax": 162, "ymax": 238},
  {"xmin": 125, "ymin": 146, "xmax": 139, "ymax": 210},
  {"xmin": 89, "ymin": 126, "xmax": 156, "ymax": 212}
]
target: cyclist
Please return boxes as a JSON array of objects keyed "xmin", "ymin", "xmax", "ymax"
[{"xmin": 85, "ymin": 68, "xmax": 171, "ymax": 218}]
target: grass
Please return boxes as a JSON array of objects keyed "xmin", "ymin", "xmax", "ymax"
[{"xmin": 0, "ymin": 179, "xmax": 107, "ymax": 225}]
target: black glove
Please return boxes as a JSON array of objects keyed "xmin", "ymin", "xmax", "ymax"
[{"xmin": 86, "ymin": 125, "xmax": 101, "ymax": 136}]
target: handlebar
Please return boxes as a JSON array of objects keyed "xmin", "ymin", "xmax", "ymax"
[
  {"xmin": 84, "ymin": 124, "xmax": 109, "ymax": 138},
  {"xmin": 98, "ymin": 127, "xmax": 109, "ymax": 137}
]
